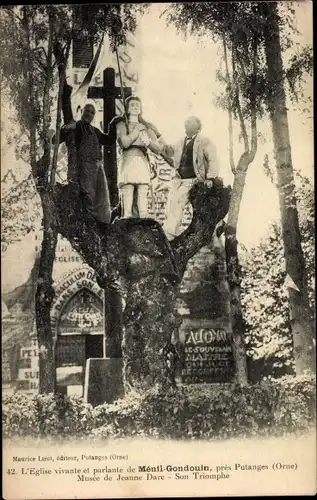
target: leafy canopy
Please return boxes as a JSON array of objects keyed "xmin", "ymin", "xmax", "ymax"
[
  {"xmin": 163, "ymin": 2, "xmax": 313, "ymax": 116},
  {"xmin": 0, "ymin": 4, "xmax": 147, "ymax": 154},
  {"xmin": 241, "ymin": 172, "xmax": 315, "ymax": 379}
]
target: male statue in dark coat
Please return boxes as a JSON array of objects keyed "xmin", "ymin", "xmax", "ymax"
[{"xmin": 57, "ymin": 86, "xmax": 112, "ymax": 224}]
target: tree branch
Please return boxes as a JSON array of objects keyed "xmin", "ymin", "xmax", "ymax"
[
  {"xmin": 21, "ymin": 7, "xmax": 37, "ymax": 179},
  {"xmin": 170, "ymin": 180, "xmax": 231, "ymax": 277},
  {"xmin": 223, "ymin": 37, "xmax": 236, "ymax": 175},
  {"xmin": 18, "ymin": 150, "xmax": 30, "ymax": 164},
  {"xmin": 232, "ymin": 46, "xmax": 249, "ymax": 154},
  {"xmin": 3, "ymin": 7, "xmax": 23, "ymax": 25},
  {"xmin": 249, "ymin": 37, "xmax": 258, "ymax": 161},
  {"xmin": 31, "ymin": 47, "xmax": 49, "ymax": 68},
  {"xmin": 32, "ymin": 56, "xmax": 47, "ymax": 74},
  {"xmin": 53, "ymin": 36, "xmax": 72, "ymax": 72},
  {"xmin": 50, "ymin": 74, "xmax": 64, "ymax": 187},
  {"xmin": 50, "ymin": 39, "xmax": 71, "ymax": 187},
  {"xmin": 41, "ymin": 10, "xmax": 54, "ymax": 181},
  {"xmin": 236, "ymin": 50, "xmax": 248, "ymax": 82},
  {"xmin": 34, "ymin": 45, "xmax": 49, "ymax": 60}
]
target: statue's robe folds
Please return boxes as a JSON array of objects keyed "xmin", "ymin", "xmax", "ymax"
[{"xmin": 60, "ymin": 120, "xmax": 111, "ymax": 224}]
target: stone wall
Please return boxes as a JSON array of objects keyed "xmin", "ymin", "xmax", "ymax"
[{"xmin": 146, "ymin": 163, "xmax": 234, "ymax": 383}]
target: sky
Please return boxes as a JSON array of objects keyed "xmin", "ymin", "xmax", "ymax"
[
  {"xmin": 137, "ymin": 2, "xmax": 313, "ymax": 247},
  {"xmin": 1, "ymin": 1, "xmax": 314, "ymax": 293}
]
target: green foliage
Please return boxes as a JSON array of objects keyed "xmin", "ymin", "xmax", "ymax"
[
  {"xmin": 1, "ymin": 175, "xmax": 41, "ymax": 251},
  {"xmin": 1, "ymin": 7, "xmax": 58, "ymax": 138},
  {"xmin": 2, "ymin": 392, "xmax": 95, "ymax": 439},
  {"xmin": 241, "ymin": 173, "xmax": 315, "ymax": 380},
  {"xmin": 0, "ymin": 4, "xmax": 146, "ymax": 163},
  {"xmin": 3, "ymin": 375, "xmax": 316, "ymax": 441},
  {"xmin": 285, "ymin": 45, "xmax": 313, "ymax": 104},
  {"xmin": 72, "ymin": 4, "xmax": 147, "ymax": 48}
]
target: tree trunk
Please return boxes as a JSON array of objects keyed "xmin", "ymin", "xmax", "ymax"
[
  {"xmin": 263, "ymin": 2, "xmax": 315, "ymax": 374},
  {"xmin": 22, "ymin": 6, "xmax": 59, "ymax": 393},
  {"xmin": 221, "ymin": 36, "xmax": 258, "ymax": 387},
  {"xmin": 55, "ymin": 181, "xmax": 231, "ymax": 391},
  {"xmin": 118, "ymin": 220, "xmax": 181, "ymax": 391},
  {"xmin": 36, "ymin": 188, "xmax": 58, "ymax": 393},
  {"xmin": 226, "ymin": 167, "xmax": 249, "ymax": 386}
]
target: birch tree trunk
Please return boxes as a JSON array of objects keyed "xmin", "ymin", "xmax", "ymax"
[
  {"xmin": 35, "ymin": 33, "xmax": 58, "ymax": 392},
  {"xmin": 263, "ymin": 2, "xmax": 315, "ymax": 374},
  {"xmin": 21, "ymin": 6, "xmax": 70, "ymax": 393},
  {"xmin": 35, "ymin": 190, "xmax": 58, "ymax": 393},
  {"xmin": 226, "ymin": 167, "xmax": 249, "ymax": 386},
  {"xmin": 21, "ymin": 6, "xmax": 56, "ymax": 393},
  {"xmin": 222, "ymin": 38, "xmax": 258, "ymax": 386}
]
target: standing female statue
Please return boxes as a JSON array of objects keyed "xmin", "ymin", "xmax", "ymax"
[{"xmin": 113, "ymin": 96, "xmax": 167, "ymax": 219}]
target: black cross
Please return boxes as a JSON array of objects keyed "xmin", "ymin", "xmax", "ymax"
[
  {"xmin": 88, "ymin": 67, "xmax": 131, "ymax": 359},
  {"xmin": 88, "ymin": 67, "xmax": 131, "ymax": 208}
]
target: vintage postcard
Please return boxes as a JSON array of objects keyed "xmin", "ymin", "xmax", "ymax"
[{"xmin": 1, "ymin": 2, "xmax": 316, "ymax": 499}]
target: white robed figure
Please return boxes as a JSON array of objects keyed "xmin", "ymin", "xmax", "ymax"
[{"xmin": 113, "ymin": 96, "xmax": 167, "ymax": 219}]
